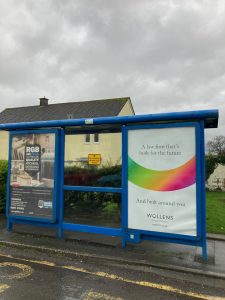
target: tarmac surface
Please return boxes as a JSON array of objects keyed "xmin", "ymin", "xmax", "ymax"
[
  {"xmin": 0, "ymin": 217, "xmax": 225, "ymax": 299},
  {"xmin": 1, "ymin": 244, "xmax": 225, "ymax": 300}
]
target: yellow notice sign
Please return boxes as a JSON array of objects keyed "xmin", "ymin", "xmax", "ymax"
[{"xmin": 88, "ymin": 154, "xmax": 101, "ymax": 165}]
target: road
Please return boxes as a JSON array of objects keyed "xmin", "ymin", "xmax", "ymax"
[{"xmin": 0, "ymin": 245, "xmax": 225, "ymax": 300}]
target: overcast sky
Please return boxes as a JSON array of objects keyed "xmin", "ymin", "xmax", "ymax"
[{"xmin": 0, "ymin": 0, "xmax": 224, "ymax": 141}]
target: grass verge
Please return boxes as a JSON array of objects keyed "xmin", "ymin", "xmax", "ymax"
[{"xmin": 206, "ymin": 191, "xmax": 225, "ymax": 235}]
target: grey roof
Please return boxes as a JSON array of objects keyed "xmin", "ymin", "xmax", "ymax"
[{"xmin": 0, "ymin": 97, "xmax": 132, "ymax": 124}]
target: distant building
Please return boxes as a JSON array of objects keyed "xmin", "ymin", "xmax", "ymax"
[
  {"xmin": 0, "ymin": 97, "xmax": 135, "ymax": 166},
  {"xmin": 207, "ymin": 164, "xmax": 225, "ymax": 191}
]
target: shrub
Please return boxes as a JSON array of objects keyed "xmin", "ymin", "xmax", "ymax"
[
  {"xmin": 64, "ymin": 164, "xmax": 121, "ymax": 187},
  {"xmin": 0, "ymin": 160, "xmax": 8, "ymax": 213},
  {"xmin": 64, "ymin": 164, "xmax": 122, "ymax": 217}
]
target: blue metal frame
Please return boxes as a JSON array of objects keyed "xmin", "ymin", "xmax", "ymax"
[
  {"xmin": 122, "ymin": 125, "xmax": 128, "ymax": 247},
  {"xmin": 60, "ymin": 129, "xmax": 123, "ymax": 238},
  {"xmin": 200, "ymin": 120, "xmax": 207, "ymax": 259},
  {"xmin": 6, "ymin": 129, "xmax": 59, "ymax": 226},
  {"xmin": 6, "ymin": 132, "xmax": 13, "ymax": 231},
  {"xmin": 58, "ymin": 128, "xmax": 65, "ymax": 238},
  {"xmin": 0, "ymin": 109, "xmax": 218, "ymax": 130},
  {"xmin": 123, "ymin": 122, "xmax": 206, "ymax": 251},
  {"xmin": 62, "ymin": 223, "xmax": 122, "ymax": 236},
  {"xmin": 11, "ymin": 218, "xmax": 59, "ymax": 228}
]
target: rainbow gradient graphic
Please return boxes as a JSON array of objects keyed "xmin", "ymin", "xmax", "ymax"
[{"xmin": 128, "ymin": 156, "xmax": 196, "ymax": 192}]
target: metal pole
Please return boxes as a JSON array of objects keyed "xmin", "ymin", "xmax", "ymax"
[
  {"xmin": 6, "ymin": 132, "xmax": 13, "ymax": 231},
  {"xmin": 58, "ymin": 128, "xmax": 65, "ymax": 238},
  {"xmin": 121, "ymin": 125, "xmax": 127, "ymax": 248},
  {"xmin": 200, "ymin": 120, "xmax": 207, "ymax": 260}
]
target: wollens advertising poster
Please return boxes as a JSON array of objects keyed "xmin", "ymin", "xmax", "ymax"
[
  {"xmin": 128, "ymin": 127, "xmax": 197, "ymax": 236},
  {"xmin": 9, "ymin": 133, "xmax": 56, "ymax": 220}
]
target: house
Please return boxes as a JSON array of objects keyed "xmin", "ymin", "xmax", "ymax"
[
  {"xmin": 207, "ymin": 164, "xmax": 225, "ymax": 191},
  {"xmin": 0, "ymin": 97, "xmax": 135, "ymax": 166}
]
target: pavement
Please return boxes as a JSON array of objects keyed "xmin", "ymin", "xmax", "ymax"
[{"xmin": 0, "ymin": 215, "xmax": 225, "ymax": 280}]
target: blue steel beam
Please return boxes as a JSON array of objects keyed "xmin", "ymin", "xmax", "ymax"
[
  {"xmin": 64, "ymin": 186, "xmax": 122, "ymax": 193},
  {"xmin": 62, "ymin": 223, "xmax": 122, "ymax": 236},
  {"xmin": 0, "ymin": 109, "xmax": 218, "ymax": 130}
]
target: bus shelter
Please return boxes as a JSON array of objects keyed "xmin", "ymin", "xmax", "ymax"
[{"xmin": 0, "ymin": 109, "xmax": 219, "ymax": 259}]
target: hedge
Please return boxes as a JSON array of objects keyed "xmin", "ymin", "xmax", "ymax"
[
  {"xmin": 0, "ymin": 160, "xmax": 8, "ymax": 212},
  {"xmin": 64, "ymin": 165, "xmax": 122, "ymax": 217},
  {"xmin": 0, "ymin": 162, "xmax": 122, "ymax": 216}
]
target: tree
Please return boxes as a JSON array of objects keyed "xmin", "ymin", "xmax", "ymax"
[
  {"xmin": 207, "ymin": 136, "xmax": 225, "ymax": 155},
  {"xmin": 205, "ymin": 154, "xmax": 218, "ymax": 180},
  {"xmin": 205, "ymin": 136, "xmax": 225, "ymax": 182}
]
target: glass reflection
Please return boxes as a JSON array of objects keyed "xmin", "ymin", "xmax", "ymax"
[
  {"xmin": 64, "ymin": 132, "xmax": 122, "ymax": 187},
  {"xmin": 64, "ymin": 191, "xmax": 121, "ymax": 228}
]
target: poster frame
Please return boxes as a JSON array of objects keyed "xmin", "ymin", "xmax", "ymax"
[
  {"xmin": 123, "ymin": 122, "xmax": 203, "ymax": 243},
  {"xmin": 6, "ymin": 129, "xmax": 59, "ymax": 224}
]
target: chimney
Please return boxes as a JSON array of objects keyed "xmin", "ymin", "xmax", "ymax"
[{"xmin": 39, "ymin": 97, "xmax": 49, "ymax": 106}]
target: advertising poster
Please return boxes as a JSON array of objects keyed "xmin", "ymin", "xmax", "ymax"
[
  {"xmin": 128, "ymin": 127, "xmax": 197, "ymax": 236},
  {"xmin": 9, "ymin": 132, "xmax": 56, "ymax": 220}
]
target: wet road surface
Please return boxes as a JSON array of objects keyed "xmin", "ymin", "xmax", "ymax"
[{"xmin": 0, "ymin": 245, "xmax": 225, "ymax": 300}]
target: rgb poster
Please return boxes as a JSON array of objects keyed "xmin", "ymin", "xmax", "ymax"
[
  {"xmin": 24, "ymin": 144, "xmax": 41, "ymax": 172},
  {"xmin": 9, "ymin": 132, "xmax": 56, "ymax": 220},
  {"xmin": 128, "ymin": 127, "xmax": 197, "ymax": 236}
]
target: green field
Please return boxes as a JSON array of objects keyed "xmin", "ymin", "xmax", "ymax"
[{"xmin": 206, "ymin": 191, "xmax": 225, "ymax": 235}]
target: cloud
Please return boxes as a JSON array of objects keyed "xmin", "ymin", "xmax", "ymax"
[{"xmin": 0, "ymin": 0, "xmax": 224, "ymax": 140}]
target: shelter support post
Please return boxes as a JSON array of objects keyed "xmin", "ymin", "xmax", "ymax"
[
  {"xmin": 122, "ymin": 125, "xmax": 127, "ymax": 248},
  {"xmin": 58, "ymin": 128, "xmax": 65, "ymax": 238},
  {"xmin": 200, "ymin": 121, "xmax": 207, "ymax": 260},
  {"xmin": 7, "ymin": 218, "xmax": 12, "ymax": 231},
  {"xmin": 6, "ymin": 131, "xmax": 13, "ymax": 232}
]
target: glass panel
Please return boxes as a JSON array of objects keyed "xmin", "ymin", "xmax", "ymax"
[
  {"xmin": 64, "ymin": 191, "xmax": 121, "ymax": 228},
  {"xmin": 64, "ymin": 132, "xmax": 122, "ymax": 187},
  {"xmin": 9, "ymin": 133, "xmax": 56, "ymax": 220},
  {"xmin": 10, "ymin": 133, "xmax": 55, "ymax": 188}
]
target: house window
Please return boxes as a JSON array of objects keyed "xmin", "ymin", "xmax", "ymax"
[
  {"xmin": 94, "ymin": 133, "xmax": 99, "ymax": 143},
  {"xmin": 85, "ymin": 134, "xmax": 90, "ymax": 143}
]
